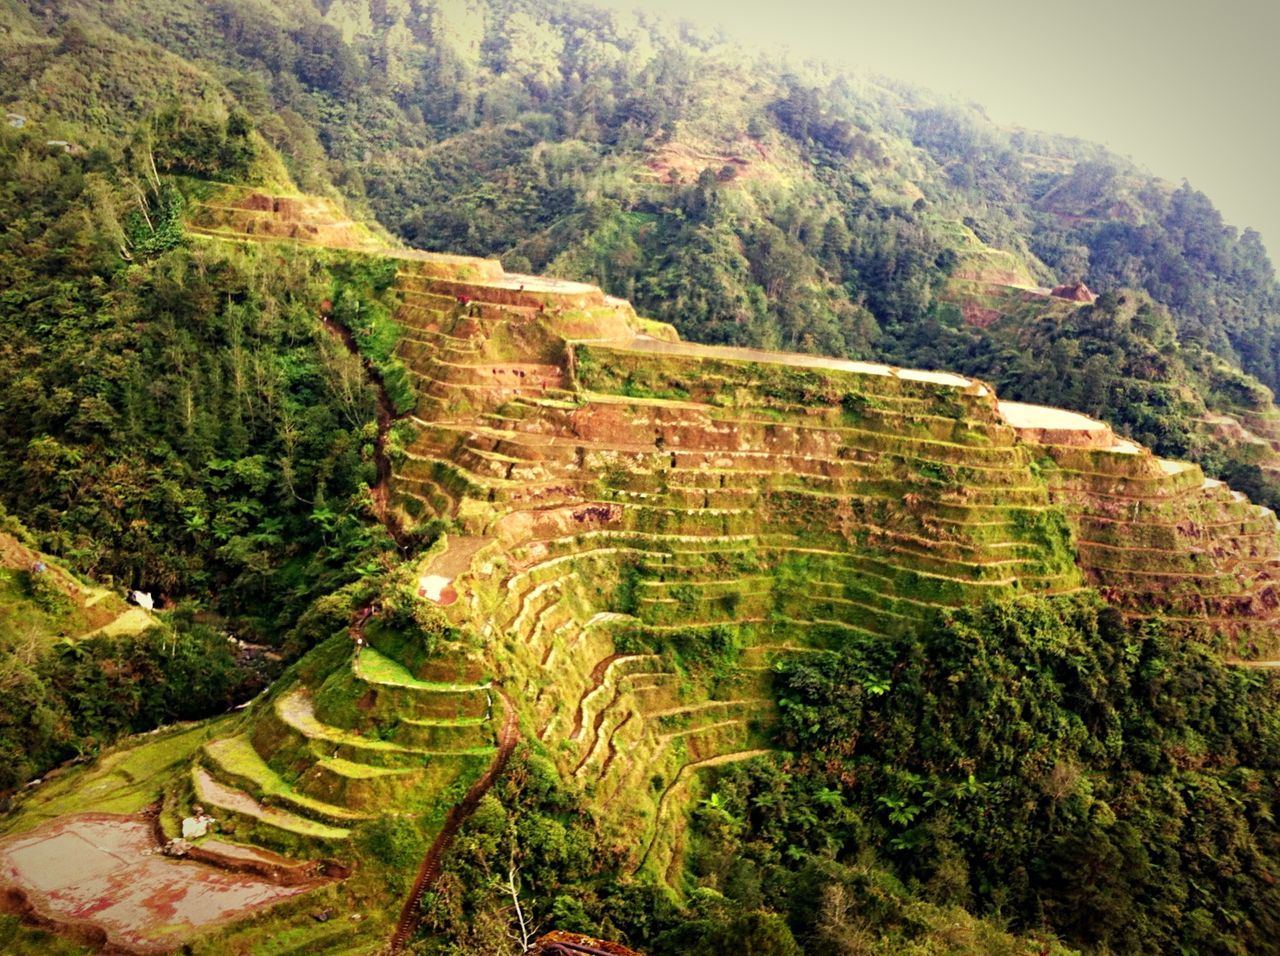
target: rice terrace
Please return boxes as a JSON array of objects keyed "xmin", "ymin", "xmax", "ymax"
[{"xmin": 3, "ymin": 0, "xmax": 1280, "ymax": 953}]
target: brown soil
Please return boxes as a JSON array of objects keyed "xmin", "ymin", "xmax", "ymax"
[
  {"xmin": 533, "ymin": 929, "xmax": 642, "ymax": 955},
  {"xmin": 0, "ymin": 533, "xmax": 119, "ymax": 633},
  {"xmin": 640, "ymin": 139, "xmax": 765, "ymax": 187},
  {"xmin": 1051, "ymin": 282, "xmax": 1097, "ymax": 303},
  {"xmin": 569, "ymin": 654, "xmax": 630, "ymax": 741},
  {"xmin": 960, "ymin": 304, "xmax": 1004, "ymax": 328},
  {"xmin": 598, "ymin": 713, "xmax": 632, "ymax": 780},
  {"xmin": 423, "ymin": 535, "xmax": 493, "ymax": 580},
  {"xmin": 997, "ymin": 400, "xmax": 1117, "ymax": 448},
  {"xmin": 0, "ymin": 814, "xmax": 320, "ymax": 954}
]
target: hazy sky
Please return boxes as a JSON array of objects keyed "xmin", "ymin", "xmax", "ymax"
[{"xmin": 594, "ymin": 0, "xmax": 1280, "ymax": 258}]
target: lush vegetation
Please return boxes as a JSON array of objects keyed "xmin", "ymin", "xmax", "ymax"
[
  {"xmin": 424, "ymin": 594, "xmax": 1280, "ymax": 954},
  {"xmin": 901, "ymin": 289, "xmax": 1280, "ymax": 505},
  {"xmin": 1, "ymin": 612, "xmax": 249, "ymax": 799},
  {"xmin": 3, "ymin": 3, "xmax": 1280, "ymax": 954},
  {"xmin": 424, "ymin": 742, "xmax": 1077, "ymax": 955},
  {"xmin": 0, "ymin": 122, "xmax": 395, "ymax": 633},
  {"xmin": 0, "ymin": 90, "xmax": 400, "ymax": 801},
  {"xmin": 14, "ymin": 0, "xmax": 1276, "ymax": 499},
  {"xmin": 682, "ymin": 595, "xmax": 1280, "ymax": 954}
]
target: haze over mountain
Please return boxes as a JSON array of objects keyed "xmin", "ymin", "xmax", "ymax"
[
  {"xmin": 594, "ymin": 0, "xmax": 1280, "ymax": 258},
  {"xmin": 2, "ymin": 1, "xmax": 1280, "ymax": 954}
]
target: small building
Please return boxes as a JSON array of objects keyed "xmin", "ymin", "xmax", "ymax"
[{"xmin": 6, "ymin": 113, "xmax": 25, "ymax": 128}]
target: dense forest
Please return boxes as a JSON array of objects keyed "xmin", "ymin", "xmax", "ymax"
[
  {"xmin": 9, "ymin": 0, "xmax": 1279, "ymax": 496},
  {"xmin": 0, "ymin": 108, "xmax": 405, "ymax": 803},
  {"xmin": 404, "ymin": 595, "xmax": 1280, "ymax": 955},
  {"xmin": 3, "ymin": 0, "xmax": 1280, "ymax": 953}
]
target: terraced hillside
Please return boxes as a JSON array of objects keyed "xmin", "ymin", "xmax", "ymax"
[
  {"xmin": 999, "ymin": 403, "xmax": 1280, "ymax": 653},
  {"xmin": 0, "ymin": 530, "xmax": 154, "ymax": 644},
  {"xmin": 14, "ymin": 186, "xmax": 1269, "ymax": 951},
  {"xmin": 193, "ymin": 184, "xmax": 1280, "ymax": 829}
]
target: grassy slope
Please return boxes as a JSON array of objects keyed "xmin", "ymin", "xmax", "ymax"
[{"xmin": 0, "ymin": 531, "xmax": 148, "ymax": 647}]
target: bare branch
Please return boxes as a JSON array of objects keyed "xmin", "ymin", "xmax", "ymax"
[
  {"xmin": 499, "ymin": 863, "xmax": 539, "ymax": 953},
  {"xmin": 124, "ymin": 177, "xmax": 153, "ymax": 234}
]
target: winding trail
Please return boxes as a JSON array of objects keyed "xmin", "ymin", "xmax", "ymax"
[
  {"xmin": 388, "ymin": 689, "xmax": 520, "ymax": 954},
  {"xmin": 322, "ymin": 304, "xmax": 525, "ymax": 954},
  {"xmin": 319, "ymin": 314, "xmax": 410, "ymax": 549}
]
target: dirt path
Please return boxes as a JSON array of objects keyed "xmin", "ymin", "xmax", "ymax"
[
  {"xmin": 388, "ymin": 689, "xmax": 520, "ymax": 954},
  {"xmin": 319, "ymin": 316, "xmax": 410, "ymax": 550}
]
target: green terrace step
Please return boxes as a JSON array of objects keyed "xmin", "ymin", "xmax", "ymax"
[
  {"xmin": 438, "ymin": 411, "xmax": 1029, "ymax": 467},
  {"xmin": 268, "ymin": 688, "xmax": 497, "ymax": 770},
  {"xmin": 394, "ymin": 286, "xmax": 460, "ymax": 309},
  {"xmin": 572, "ymin": 658, "xmax": 672, "ymax": 743},
  {"xmin": 355, "ymin": 647, "xmax": 492, "ymax": 693},
  {"xmin": 319, "ymin": 654, "xmax": 489, "ymax": 722},
  {"xmin": 191, "ymin": 766, "xmax": 351, "ymax": 842},
  {"xmin": 315, "ymin": 755, "xmax": 416, "ymax": 781},
  {"xmin": 514, "ymin": 530, "xmax": 758, "ymax": 557},
  {"xmin": 203, "ymin": 735, "xmax": 369, "ymax": 824},
  {"xmin": 392, "ymin": 475, "xmax": 457, "ymax": 518},
  {"xmin": 645, "ymin": 699, "xmax": 760, "ymax": 722},
  {"xmin": 658, "ymin": 719, "xmax": 752, "ymax": 750},
  {"xmin": 395, "ymin": 714, "xmax": 495, "ymax": 749},
  {"xmin": 297, "ymin": 755, "xmax": 428, "ymax": 809}
]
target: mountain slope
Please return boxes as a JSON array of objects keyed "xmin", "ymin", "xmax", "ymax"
[
  {"xmin": 3, "ymin": 3, "xmax": 1280, "ymax": 954},
  {"xmin": 5, "ymin": 173, "xmax": 1280, "ymax": 954},
  {"xmin": 9, "ymin": 0, "xmax": 1280, "ymax": 512}
]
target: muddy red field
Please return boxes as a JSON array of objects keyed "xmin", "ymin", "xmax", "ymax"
[{"xmin": 0, "ymin": 813, "xmax": 317, "ymax": 953}]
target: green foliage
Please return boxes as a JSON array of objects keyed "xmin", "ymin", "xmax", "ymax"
[
  {"xmin": 327, "ymin": 254, "xmax": 417, "ymax": 415},
  {"xmin": 280, "ymin": 579, "xmax": 373, "ymax": 659},
  {"xmin": 425, "ymin": 749, "xmax": 605, "ymax": 949},
  {"xmin": 14, "ymin": 0, "xmax": 1280, "ymax": 507},
  {"xmin": 748, "ymin": 594, "xmax": 1280, "ymax": 953},
  {"xmin": 903, "ymin": 287, "xmax": 1280, "ymax": 504},
  {"xmin": 4, "ymin": 6, "xmax": 1280, "ymax": 953},
  {"xmin": 0, "ymin": 110, "xmax": 400, "ymax": 804},
  {"xmin": 654, "ymin": 902, "xmax": 801, "ymax": 956},
  {"xmin": 149, "ymin": 100, "xmax": 258, "ymax": 180},
  {"xmin": 123, "ymin": 183, "xmax": 186, "ymax": 257},
  {"xmin": 0, "ymin": 914, "xmax": 89, "ymax": 955},
  {"xmin": 0, "ymin": 621, "xmax": 253, "ymax": 801},
  {"xmin": 0, "ymin": 126, "xmax": 393, "ymax": 635},
  {"xmin": 21, "ymin": 568, "xmax": 71, "ymax": 616},
  {"xmin": 356, "ymin": 814, "xmax": 428, "ymax": 895}
]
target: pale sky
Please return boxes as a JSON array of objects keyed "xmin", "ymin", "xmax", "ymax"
[{"xmin": 593, "ymin": 0, "xmax": 1280, "ymax": 260}]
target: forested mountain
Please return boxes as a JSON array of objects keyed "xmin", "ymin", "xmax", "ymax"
[
  {"xmin": 10, "ymin": 0, "xmax": 1280, "ymax": 498},
  {"xmin": 3, "ymin": 2, "xmax": 1280, "ymax": 955}
]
